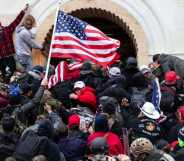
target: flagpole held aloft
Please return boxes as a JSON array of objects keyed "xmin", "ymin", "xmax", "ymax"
[{"xmin": 45, "ymin": 0, "xmax": 62, "ymax": 79}]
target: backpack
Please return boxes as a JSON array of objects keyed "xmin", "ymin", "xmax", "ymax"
[
  {"xmin": 14, "ymin": 130, "xmax": 49, "ymax": 161},
  {"xmin": 130, "ymin": 87, "xmax": 148, "ymax": 109},
  {"xmin": 0, "ymin": 133, "xmax": 17, "ymax": 161}
]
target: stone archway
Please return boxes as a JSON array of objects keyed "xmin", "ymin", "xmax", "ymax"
[{"xmin": 34, "ymin": 0, "xmax": 150, "ymax": 66}]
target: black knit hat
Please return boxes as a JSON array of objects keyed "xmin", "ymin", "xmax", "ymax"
[
  {"xmin": 126, "ymin": 57, "xmax": 137, "ymax": 68},
  {"xmin": 80, "ymin": 61, "xmax": 93, "ymax": 75},
  {"xmin": 99, "ymin": 96, "xmax": 118, "ymax": 115}
]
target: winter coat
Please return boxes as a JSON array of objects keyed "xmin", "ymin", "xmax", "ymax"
[
  {"xmin": 0, "ymin": 131, "xmax": 19, "ymax": 160},
  {"xmin": 87, "ymin": 131, "xmax": 124, "ymax": 155},
  {"xmin": 123, "ymin": 67, "xmax": 140, "ymax": 88},
  {"xmin": 51, "ymin": 81, "xmax": 73, "ymax": 108},
  {"xmin": 77, "ymin": 86, "xmax": 97, "ymax": 112},
  {"xmin": 159, "ymin": 54, "xmax": 184, "ymax": 78},
  {"xmin": 58, "ymin": 130, "xmax": 87, "ymax": 161},
  {"xmin": 98, "ymin": 85, "xmax": 130, "ymax": 103},
  {"xmin": 48, "ymin": 141, "xmax": 63, "ymax": 161},
  {"xmin": 78, "ymin": 72, "xmax": 104, "ymax": 90},
  {"xmin": 167, "ymin": 123, "xmax": 183, "ymax": 142},
  {"xmin": 98, "ymin": 75, "xmax": 126, "ymax": 93},
  {"xmin": 0, "ymin": 11, "xmax": 25, "ymax": 58},
  {"xmin": 14, "ymin": 86, "xmax": 45, "ymax": 125},
  {"xmin": 15, "ymin": 26, "xmax": 42, "ymax": 56}
]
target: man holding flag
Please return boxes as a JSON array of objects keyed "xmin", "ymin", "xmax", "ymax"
[{"xmin": 140, "ymin": 65, "xmax": 161, "ymax": 112}]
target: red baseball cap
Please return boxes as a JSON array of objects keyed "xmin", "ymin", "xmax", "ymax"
[
  {"xmin": 165, "ymin": 71, "xmax": 177, "ymax": 85},
  {"xmin": 68, "ymin": 114, "xmax": 80, "ymax": 128}
]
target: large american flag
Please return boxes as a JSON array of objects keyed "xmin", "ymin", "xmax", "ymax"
[
  {"xmin": 151, "ymin": 78, "xmax": 161, "ymax": 111},
  {"xmin": 51, "ymin": 11, "xmax": 120, "ymax": 67}
]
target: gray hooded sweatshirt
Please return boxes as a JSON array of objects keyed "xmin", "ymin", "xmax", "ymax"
[{"xmin": 15, "ymin": 26, "xmax": 42, "ymax": 56}]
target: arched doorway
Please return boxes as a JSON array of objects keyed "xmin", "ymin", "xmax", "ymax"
[
  {"xmin": 42, "ymin": 8, "xmax": 137, "ymax": 66},
  {"xmin": 34, "ymin": 0, "xmax": 152, "ymax": 66}
]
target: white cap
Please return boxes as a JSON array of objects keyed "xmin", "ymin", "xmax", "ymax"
[
  {"xmin": 139, "ymin": 65, "xmax": 151, "ymax": 74},
  {"xmin": 74, "ymin": 81, "xmax": 85, "ymax": 89},
  {"xmin": 140, "ymin": 102, "xmax": 160, "ymax": 120}
]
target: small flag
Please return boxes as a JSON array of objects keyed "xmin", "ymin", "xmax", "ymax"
[
  {"xmin": 151, "ymin": 78, "xmax": 161, "ymax": 111},
  {"xmin": 48, "ymin": 61, "xmax": 82, "ymax": 88}
]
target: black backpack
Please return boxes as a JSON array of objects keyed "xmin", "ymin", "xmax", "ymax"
[
  {"xmin": 0, "ymin": 133, "xmax": 17, "ymax": 161},
  {"xmin": 14, "ymin": 130, "xmax": 49, "ymax": 161}
]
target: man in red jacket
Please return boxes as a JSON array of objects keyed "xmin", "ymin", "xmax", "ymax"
[
  {"xmin": 87, "ymin": 114, "xmax": 124, "ymax": 155},
  {"xmin": 69, "ymin": 81, "xmax": 97, "ymax": 113},
  {"xmin": 0, "ymin": 4, "xmax": 28, "ymax": 82}
]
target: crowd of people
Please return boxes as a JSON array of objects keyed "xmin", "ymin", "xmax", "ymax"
[{"xmin": 0, "ymin": 4, "xmax": 184, "ymax": 161}]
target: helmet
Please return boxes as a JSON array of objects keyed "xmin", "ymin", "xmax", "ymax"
[
  {"xmin": 90, "ymin": 137, "xmax": 109, "ymax": 155},
  {"xmin": 108, "ymin": 67, "xmax": 121, "ymax": 78},
  {"xmin": 130, "ymin": 138, "xmax": 154, "ymax": 158},
  {"xmin": 140, "ymin": 65, "xmax": 151, "ymax": 75},
  {"xmin": 164, "ymin": 71, "xmax": 177, "ymax": 85}
]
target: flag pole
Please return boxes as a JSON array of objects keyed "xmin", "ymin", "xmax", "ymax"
[{"xmin": 45, "ymin": 0, "xmax": 62, "ymax": 79}]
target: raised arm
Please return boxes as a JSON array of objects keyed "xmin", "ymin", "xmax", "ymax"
[{"xmin": 8, "ymin": 4, "xmax": 29, "ymax": 32}]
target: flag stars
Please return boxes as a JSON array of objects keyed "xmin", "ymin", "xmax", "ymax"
[{"xmin": 56, "ymin": 11, "xmax": 87, "ymax": 39}]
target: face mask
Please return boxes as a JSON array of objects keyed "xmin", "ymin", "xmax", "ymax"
[{"xmin": 178, "ymin": 138, "xmax": 184, "ymax": 147}]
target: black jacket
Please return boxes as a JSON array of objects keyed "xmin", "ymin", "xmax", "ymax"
[
  {"xmin": 159, "ymin": 54, "xmax": 184, "ymax": 78},
  {"xmin": 14, "ymin": 86, "xmax": 45, "ymax": 125}
]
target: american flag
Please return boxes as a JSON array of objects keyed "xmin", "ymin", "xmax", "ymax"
[
  {"xmin": 51, "ymin": 11, "xmax": 120, "ymax": 67},
  {"xmin": 151, "ymin": 78, "xmax": 161, "ymax": 111},
  {"xmin": 48, "ymin": 61, "xmax": 82, "ymax": 88}
]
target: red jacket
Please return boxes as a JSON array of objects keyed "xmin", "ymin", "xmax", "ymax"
[
  {"xmin": 0, "ymin": 11, "xmax": 25, "ymax": 58},
  {"xmin": 77, "ymin": 86, "xmax": 96, "ymax": 112},
  {"xmin": 87, "ymin": 131, "xmax": 124, "ymax": 155}
]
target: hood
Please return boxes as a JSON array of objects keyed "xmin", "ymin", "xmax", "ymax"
[{"xmin": 16, "ymin": 26, "xmax": 25, "ymax": 33}]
